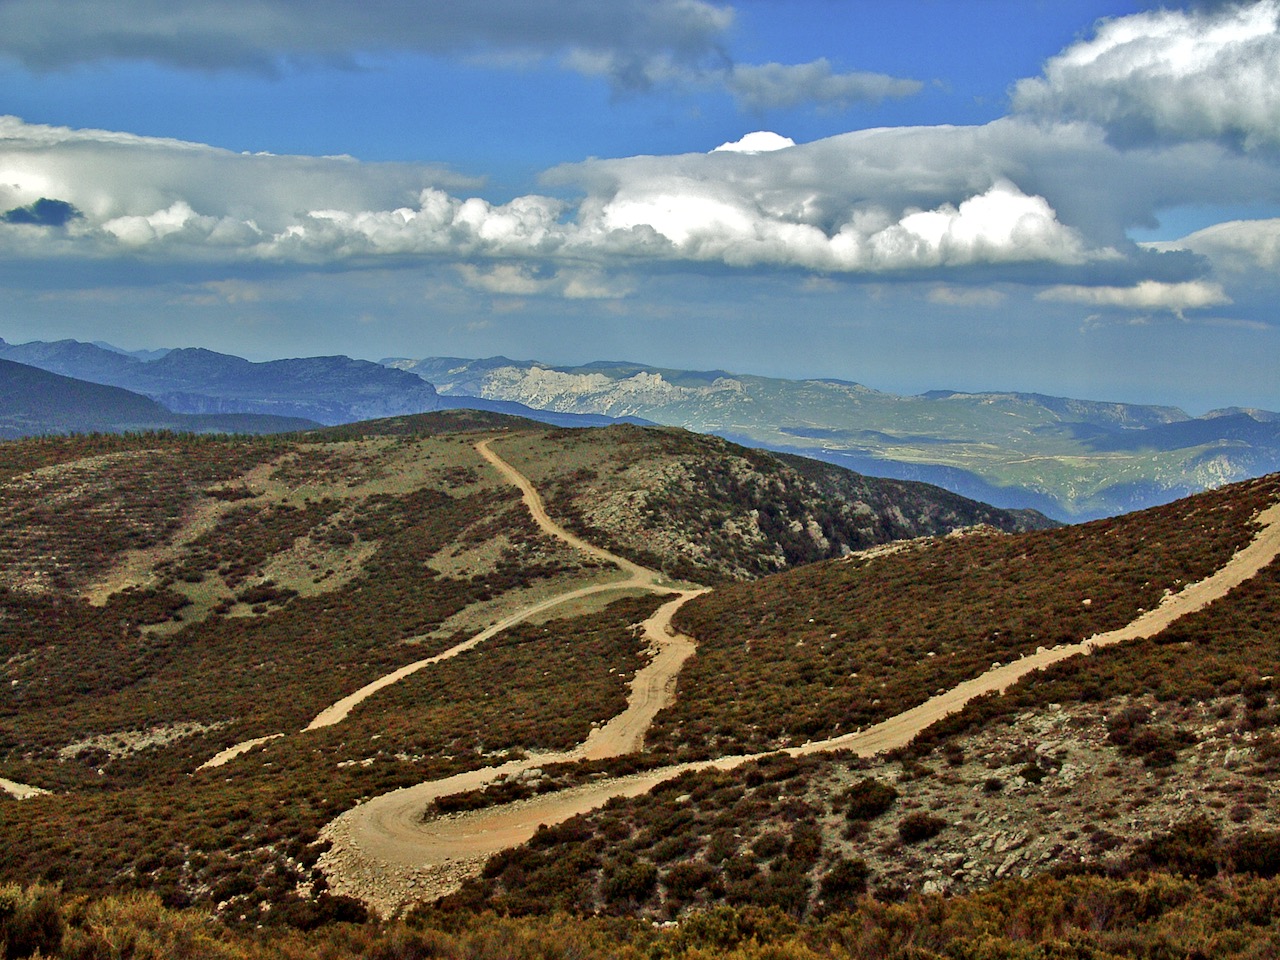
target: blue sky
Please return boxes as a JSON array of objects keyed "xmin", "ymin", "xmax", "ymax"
[{"xmin": 2, "ymin": 0, "xmax": 1279, "ymax": 412}]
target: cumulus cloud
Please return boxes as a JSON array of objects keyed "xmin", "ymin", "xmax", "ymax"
[
  {"xmin": 0, "ymin": 0, "xmax": 920, "ymax": 113},
  {"xmin": 711, "ymin": 131, "xmax": 795, "ymax": 154},
  {"xmin": 1037, "ymin": 280, "xmax": 1231, "ymax": 316},
  {"xmin": 1148, "ymin": 217, "xmax": 1280, "ymax": 271},
  {"xmin": 8, "ymin": 110, "xmax": 1280, "ymax": 302},
  {"xmin": 1, "ymin": 114, "xmax": 1114, "ymax": 276},
  {"xmin": 1013, "ymin": 1, "xmax": 1280, "ymax": 149},
  {"xmin": 576, "ymin": 174, "xmax": 1096, "ymax": 273},
  {"xmin": 726, "ymin": 59, "xmax": 923, "ymax": 111}
]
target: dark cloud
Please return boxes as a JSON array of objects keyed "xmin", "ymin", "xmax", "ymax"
[
  {"xmin": 726, "ymin": 60, "xmax": 922, "ymax": 111},
  {"xmin": 0, "ymin": 0, "xmax": 730, "ymax": 77},
  {"xmin": 2, "ymin": 197, "xmax": 82, "ymax": 226},
  {"xmin": 0, "ymin": 0, "xmax": 918, "ymax": 110}
]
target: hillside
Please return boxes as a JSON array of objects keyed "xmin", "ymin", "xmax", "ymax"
[
  {"xmin": 0, "ymin": 412, "xmax": 1041, "ymax": 904},
  {"xmin": 389, "ymin": 355, "xmax": 1280, "ymax": 520},
  {"xmin": 441, "ymin": 471, "xmax": 1280, "ymax": 920},
  {"xmin": 1, "ymin": 413, "xmax": 1278, "ymax": 958},
  {"xmin": 477, "ymin": 424, "xmax": 1053, "ymax": 582},
  {"xmin": 0, "ymin": 358, "xmax": 317, "ymax": 437}
]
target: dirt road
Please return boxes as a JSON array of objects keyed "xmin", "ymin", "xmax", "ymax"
[
  {"xmin": 201, "ymin": 434, "xmax": 689, "ymax": 765},
  {"xmin": 0, "ymin": 777, "xmax": 48, "ymax": 800},
  {"xmin": 320, "ymin": 500, "xmax": 1280, "ymax": 916},
  {"xmin": 474, "ymin": 439, "xmax": 659, "ymax": 584}
]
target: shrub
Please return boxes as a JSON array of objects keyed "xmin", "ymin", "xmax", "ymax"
[
  {"xmin": 1226, "ymin": 830, "xmax": 1280, "ymax": 878},
  {"xmin": 898, "ymin": 812, "xmax": 947, "ymax": 844},
  {"xmin": 663, "ymin": 862, "xmax": 719, "ymax": 901},
  {"xmin": 1133, "ymin": 818, "xmax": 1221, "ymax": 879},
  {"xmin": 0, "ymin": 885, "xmax": 65, "ymax": 959},
  {"xmin": 842, "ymin": 778, "xmax": 899, "ymax": 822},
  {"xmin": 601, "ymin": 860, "xmax": 658, "ymax": 905},
  {"xmin": 817, "ymin": 857, "xmax": 870, "ymax": 914}
]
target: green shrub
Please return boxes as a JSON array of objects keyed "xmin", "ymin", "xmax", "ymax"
[
  {"xmin": 663, "ymin": 862, "xmax": 719, "ymax": 901},
  {"xmin": 898, "ymin": 812, "xmax": 947, "ymax": 845},
  {"xmin": 842, "ymin": 778, "xmax": 899, "ymax": 822},
  {"xmin": 1133, "ymin": 818, "xmax": 1221, "ymax": 879},
  {"xmin": 601, "ymin": 861, "xmax": 658, "ymax": 905},
  {"xmin": 0, "ymin": 884, "xmax": 65, "ymax": 959},
  {"xmin": 817, "ymin": 857, "xmax": 870, "ymax": 914},
  {"xmin": 1226, "ymin": 830, "xmax": 1280, "ymax": 878}
]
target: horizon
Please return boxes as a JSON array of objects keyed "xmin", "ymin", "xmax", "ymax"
[
  {"xmin": 2, "ymin": 1, "xmax": 1279, "ymax": 413},
  {"xmin": 3, "ymin": 331, "xmax": 1268, "ymax": 419}
]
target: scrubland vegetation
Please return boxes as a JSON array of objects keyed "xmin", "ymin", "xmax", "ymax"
[
  {"xmin": 658, "ymin": 474, "xmax": 1280, "ymax": 755},
  {"xmin": 490, "ymin": 425, "xmax": 1050, "ymax": 582},
  {"xmin": 1, "ymin": 413, "xmax": 1279, "ymax": 958},
  {"xmin": 6, "ymin": 873, "xmax": 1280, "ymax": 959}
]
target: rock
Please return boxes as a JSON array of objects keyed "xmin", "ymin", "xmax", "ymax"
[{"xmin": 994, "ymin": 851, "xmax": 1023, "ymax": 878}]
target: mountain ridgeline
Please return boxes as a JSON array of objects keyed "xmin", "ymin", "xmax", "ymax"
[
  {"xmin": 388, "ymin": 355, "xmax": 1280, "ymax": 520},
  {"xmin": 3, "ymin": 335, "xmax": 1275, "ymax": 519},
  {"xmin": 0, "ymin": 338, "xmax": 652, "ymax": 431},
  {"xmin": 0, "ymin": 358, "xmax": 318, "ymax": 438}
]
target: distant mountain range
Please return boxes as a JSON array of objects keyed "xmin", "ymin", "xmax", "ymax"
[
  {"xmin": 0, "ymin": 339, "xmax": 651, "ymax": 432},
  {"xmin": 5, "ymin": 335, "xmax": 1276, "ymax": 519},
  {"xmin": 385, "ymin": 356, "xmax": 1280, "ymax": 520},
  {"xmin": 0, "ymin": 358, "xmax": 318, "ymax": 438}
]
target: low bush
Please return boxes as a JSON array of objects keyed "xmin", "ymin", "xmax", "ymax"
[{"xmin": 897, "ymin": 812, "xmax": 947, "ymax": 845}]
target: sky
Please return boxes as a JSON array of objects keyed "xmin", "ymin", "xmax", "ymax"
[{"xmin": 1, "ymin": 0, "xmax": 1279, "ymax": 413}]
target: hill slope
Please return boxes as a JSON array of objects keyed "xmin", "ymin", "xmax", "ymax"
[
  {"xmin": 0, "ymin": 339, "xmax": 443, "ymax": 425},
  {"xmin": 390, "ymin": 355, "xmax": 1280, "ymax": 520},
  {"xmin": 0, "ymin": 358, "xmax": 316, "ymax": 437},
  {"xmin": 0, "ymin": 413, "xmax": 1277, "ymax": 954}
]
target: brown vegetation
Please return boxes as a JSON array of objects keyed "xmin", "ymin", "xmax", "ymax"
[
  {"xmin": 654, "ymin": 473, "xmax": 1280, "ymax": 756},
  {"xmin": 2, "ymin": 414, "xmax": 1279, "ymax": 958}
]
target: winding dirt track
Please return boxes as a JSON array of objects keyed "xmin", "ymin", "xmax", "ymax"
[
  {"xmin": 197, "ymin": 437, "xmax": 690, "ymax": 769},
  {"xmin": 320, "ymin": 498, "xmax": 1280, "ymax": 917},
  {"xmin": 301, "ymin": 439, "xmax": 692, "ymax": 732}
]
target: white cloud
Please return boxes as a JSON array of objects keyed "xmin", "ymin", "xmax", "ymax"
[
  {"xmin": 726, "ymin": 59, "xmax": 922, "ymax": 111},
  {"xmin": 1148, "ymin": 217, "xmax": 1280, "ymax": 271},
  {"xmin": 456, "ymin": 262, "xmax": 631, "ymax": 300},
  {"xmin": 927, "ymin": 285, "xmax": 1007, "ymax": 308},
  {"xmin": 1013, "ymin": 1, "xmax": 1280, "ymax": 149},
  {"xmin": 1038, "ymin": 280, "xmax": 1231, "ymax": 316},
  {"xmin": 8, "ymin": 110, "xmax": 1280, "ymax": 301},
  {"xmin": 2, "ymin": 114, "xmax": 1118, "ymax": 276},
  {"xmin": 711, "ymin": 131, "xmax": 795, "ymax": 154},
  {"xmin": 457, "ymin": 263, "xmax": 551, "ymax": 296},
  {"xmin": 583, "ymin": 170, "xmax": 1095, "ymax": 273}
]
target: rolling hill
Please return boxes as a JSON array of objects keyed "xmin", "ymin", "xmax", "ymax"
[
  {"xmin": 0, "ymin": 412, "xmax": 1278, "ymax": 959},
  {"xmin": 0, "ymin": 339, "xmax": 445, "ymax": 425},
  {"xmin": 0, "ymin": 358, "xmax": 317, "ymax": 437},
  {"xmin": 388, "ymin": 355, "xmax": 1280, "ymax": 521}
]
